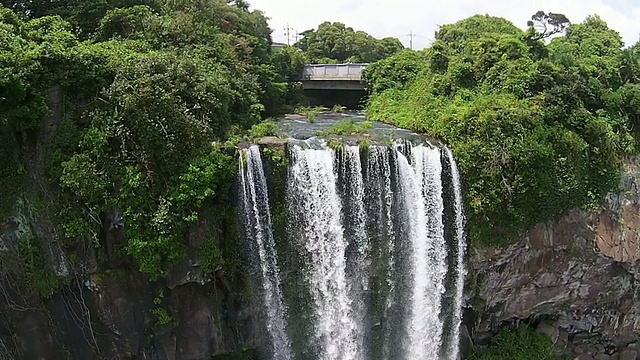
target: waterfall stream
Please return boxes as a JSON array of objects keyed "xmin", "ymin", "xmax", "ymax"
[
  {"xmin": 238, "ymin": 139, "xmax": 466, "ymax": 360},
  {"xmin": 239, "ymin": 146, "xmax": 293, "ymax": 360},
  {"xmin": 444, "ymin": 147, "xmax": 468, "ymax": 360},
  {"xmin": 395, "ymin": 145, "xmax": 447, "ymax": 359},
  {"xmin": 287, "ymin": 144, "xmax": 362, "ymax": 360}
]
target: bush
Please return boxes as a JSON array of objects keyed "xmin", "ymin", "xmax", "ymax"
[
  {"xmin": 366, "ymin": 14, "xmax": 635, "ymax": 246},
  {"xmin": 295, "ymin": 106, "xmax": 325, "ymax": 122},
  {"xmin": 249, "ymin": 121, "xmax": 278, "ymax": 139},
  {"xmin": 469, "ymin": 326, "xmax": 564, "ymax": 360}
]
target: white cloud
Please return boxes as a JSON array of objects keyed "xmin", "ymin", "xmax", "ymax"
[{"xmin": 248, "ymin": 0, "xmax": 640, "ymax": 50}]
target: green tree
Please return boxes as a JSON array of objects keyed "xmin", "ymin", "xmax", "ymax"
[
  {"xmin": 0, "ymin": 0, "xmax": 294, "ymax": 280},
  {"xmin": 8, "ymin": 0, "xmax": 156, "ymax": 37},
  {"xmin": 295, "ymin": 21, "xmax": 403, "ymax": 63},
  {"xmin": 259, "ymin": 46, "xmax": 307, "ymax": 113},
  {"xmin": 363, "ymin": 50, "xmax": 429, "ymax": 93},
  {"xmin": 469, "ymin": 326, "xmax": 559, "ymax": 360},
  {"xmin": 366, "ymin": 14, "xmax": 635, "ymax": 246}
]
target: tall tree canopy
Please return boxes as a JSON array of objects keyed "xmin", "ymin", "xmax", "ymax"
[
  {"xmin": 365, "ymin": 14, "xmax": 640, "ymax": 245},
  {"xmin": 295, "ymin": 21, "xmax": 404, "ymax": 63}
]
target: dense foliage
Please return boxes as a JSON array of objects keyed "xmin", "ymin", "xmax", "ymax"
[
  {"xmin": 0, "ymin": 0, "xmax": 305, "ymax": 279},
  {"xmin": 469, "ymin": 326, "xmax": 562, "ymax": 360},
  {"xmin": 365, "ymin": 14, "xmax": 640, "ymax": 246},
  {"xmin": 295, "ymin": 21, "xmax": 404, "ymax": 63}
]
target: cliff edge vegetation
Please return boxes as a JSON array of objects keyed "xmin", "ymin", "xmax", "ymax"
[
  {"xmin": 0, "ymin": 0, "xmax": 307, "ymax": 282},
  {"xmin": 365, "ymin": 13, "xmax": 640, "ymax": 246}
]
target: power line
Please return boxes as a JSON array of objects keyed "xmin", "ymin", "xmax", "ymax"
[
  {"xmin": 395, "ymin": 30, "xmax": 425, "ymax": 49},
  {"xmin": 407, "ymin": 29, "xmax": 416, "ymax": 49},
  {"xmin": 284, "ymin": 23, "xmax": 295, "ymax": 46},
  {"xmin": 394, "ymin": 31, "xmax": 434, "ymax": 49}
]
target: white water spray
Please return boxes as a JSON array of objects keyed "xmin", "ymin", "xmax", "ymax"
[
  {"xmin": 396, "ymin": 145, "xmax": 447, "ymax": 360},
  {"xmin": 288, "ymin": 142, "xmax": 362, "ymax": 360},
  {"xmin": 239, "ymin": 139, "xmax": 467, "ymax": 360}
]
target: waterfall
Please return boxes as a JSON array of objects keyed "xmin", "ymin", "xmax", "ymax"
[
  {"xmin": 338, "ymin": 145, "xmax": 369, "ymax": 354},
  {"xmin": 444, "ymin": 147, "xmax": 467, "ymax": 360},
  {"xmin": 364, "ymin": 146, "xmax": 397, "ymax": 359},
  {"xmin": 395, "ymin": 145, "xmax": 447, "ymax": 359},
  {"xmin": 238, "ymin": 146, "xmax": 293, "ymax": 360},
  {"xmin": 287, "ymin": 142, "xmax": 362, "ymax": 360},
  {"xmin": 238, "ymin": 139, "xmax": 466, "ymax": 360}
]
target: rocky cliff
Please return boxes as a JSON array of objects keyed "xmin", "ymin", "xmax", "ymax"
[
  {"xmin": 0, "ymin": 198, "xmax": 258, "ymax": 360},
  {"xmin": 470, "ymin": 158, "xmax": 640, "ymax": 360}
]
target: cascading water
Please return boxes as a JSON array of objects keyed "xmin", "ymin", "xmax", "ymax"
[
  {"xmin": 238, "ymin": 138, "xmax": 466, "ymax": 360},
  {"xmin": 238, "ymin": 146, "xmax": 293, "ymax": 360},
  {"xmin": 287, "ymin": 142, "xmax": 362, "ymax": 360},
  {"xmin": 364, "ymin": 146, "xmax": 398, "ymax": 360},
  {"xmin": 338, "ymin": 145, "xmax": 369, "ymax": 356},
  {"xmin": 444, "ymin": 147, "xmax": 468, "ymax": 360},
  {"xmin": 395, "ymin": 145, "xmax": 448, "ymax": 359}
]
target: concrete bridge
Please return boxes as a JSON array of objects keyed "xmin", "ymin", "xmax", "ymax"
[{"xmin": 301, "ymin": 63, "xmax": 368, "ymax": 90}]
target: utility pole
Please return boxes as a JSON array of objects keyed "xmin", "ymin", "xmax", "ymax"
[
  {"xmin": 284, "ymin": 23, "xmax": 294, "ymax": 45},
  {"xmin": 295, "ymin": 28, "xmax": 299, "ymax": 43},
  {"xmin": 407, "ymin": 29, "xmax": 416, "ymax": 50}
]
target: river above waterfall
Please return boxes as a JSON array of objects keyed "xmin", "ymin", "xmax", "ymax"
[{"xmin": 276, "ymin": 110, "xmax": 427, "ymax": 145}]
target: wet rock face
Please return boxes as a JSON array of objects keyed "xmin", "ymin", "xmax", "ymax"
[
  {"xmin": 0, "ymin": 264, "xmax": 256, "ymax": 360},
  {"xmin": 0, "ymin": 202, "xmax": 256, "ymax": 360},
  {"xmin": 471, "ymin": 158, "xmax": 640, "ymax": 358}
]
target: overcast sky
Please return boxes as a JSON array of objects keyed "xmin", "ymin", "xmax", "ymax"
[{"xmin": 248, "ymin": 0, "xmax": 640, "ymax": 50}]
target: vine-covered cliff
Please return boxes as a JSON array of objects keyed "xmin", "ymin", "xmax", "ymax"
[{"xmin": 0, "ymin": 1, "xmax": 298, "ymax": 358}]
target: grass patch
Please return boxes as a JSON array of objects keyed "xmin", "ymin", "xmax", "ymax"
[
  {"xmin": 332, "ymin": 104, "xmax": 346, "ymax": 112},
  {"xmin": 320, "ymin": 119, "xmax": 373, "ymax": 136},
  {"xmin": 295, "ymin": 106, "xmax": 326, "ymax": 123},
  {"xmin": 262, "ymin": 147, "xmax": 287, "ymax": 169},
  {"xmin": 198, "ymin": 230, "xmax": 224, "ymax": 275},
  {"xmin": 18, "ymin": 233, "xmax": 62, "ymax": 298},
  {"xmin": 327, "ymin": 138, "xmax": 344, "ymax": 151},
  {"xmin": 468, "ymin": 326, "xmax": 566, "ymax": 360}
]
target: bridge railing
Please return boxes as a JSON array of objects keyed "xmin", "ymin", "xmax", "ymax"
[{"xmin": 301, "ymin": 63, "xmax": 368, "ymax": 81}]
